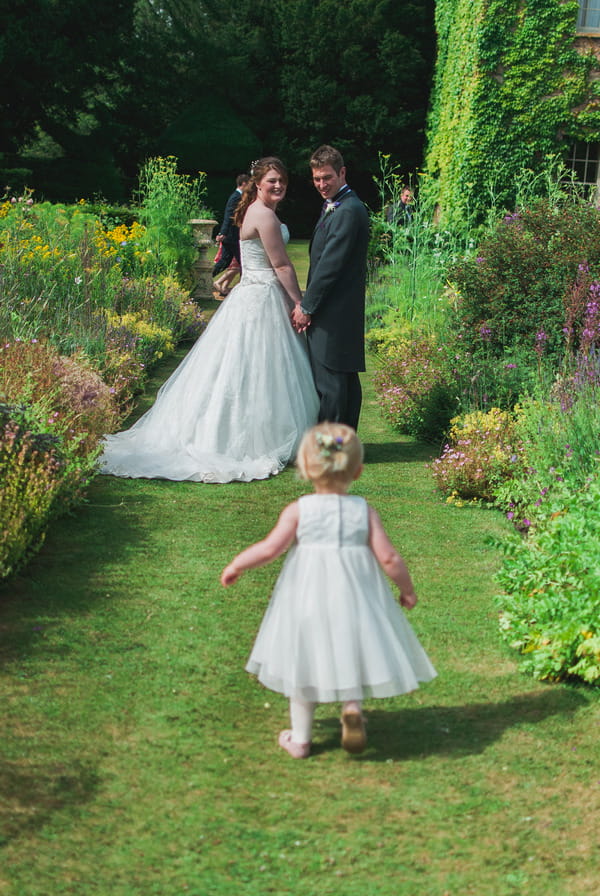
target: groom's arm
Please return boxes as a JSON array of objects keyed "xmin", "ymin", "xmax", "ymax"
[{"xmin": 301, "ymin": 205, "xmax": 364, "ymax": 316}]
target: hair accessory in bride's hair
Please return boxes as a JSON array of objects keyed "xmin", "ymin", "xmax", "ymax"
[
  {"xmin": 315, "ymin": 432, "xmax": 345, "ymax": 459},
  {"xmin": 250, "ymin": 159, "xmax": 261, "ymax": 177}
]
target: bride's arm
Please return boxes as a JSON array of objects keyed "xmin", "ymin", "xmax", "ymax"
[{"xmin": 253, "ymin": 207, "xmax": 304, "ymax": 307}]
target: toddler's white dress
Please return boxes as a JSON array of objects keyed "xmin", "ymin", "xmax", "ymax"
[
  {"xmin": 98, "ymin": 224, "xmax": 319, "ymax": 483},
  {"xmin": 246, "ymin": 494, "xmax": 437, "ymax": 702}
]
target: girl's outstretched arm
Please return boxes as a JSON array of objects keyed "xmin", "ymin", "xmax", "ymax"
[
  {"xmin": 368, "ymin": 506, "xmax": 417, "ymax": 608},
  {"xmin": 221, "ymin": 502, "xmax": 300, "ymax": 586}
]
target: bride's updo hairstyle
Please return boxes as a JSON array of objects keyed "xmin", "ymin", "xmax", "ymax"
[
  {"xmin": 296, "ymin": 422, "xmax": 363, "ymax": 487},
  {"xmin": 233, "ymin": 156, "xmax": 288, "ymax": 227}
]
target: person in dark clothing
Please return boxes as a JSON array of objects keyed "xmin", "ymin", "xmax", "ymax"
[{"xmin": 213, "ymin": 173, "xmax": 249, "ymax": 295}]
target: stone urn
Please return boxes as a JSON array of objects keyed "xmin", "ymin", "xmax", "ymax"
[{"xmin": 189, "ymin": 218, "xmax": 218, "ymax": 301}]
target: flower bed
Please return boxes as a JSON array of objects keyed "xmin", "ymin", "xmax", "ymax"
[
  {"xmin": 0, "ymin": 168, "xmax": 209, "ymax": 578},
  {"xmin": 370, "ymin": 190, "xmax": 600, "ymax": 685}
]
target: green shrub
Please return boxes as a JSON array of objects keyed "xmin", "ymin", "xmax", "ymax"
[
  {"xmin": 367, "ymin": 154, "xmax": 472, "ymax": 337},
  {"xmin": 0, "ymin": 340, "xmax": 118, "ymax": 453},
  {"xmin": 431, "ymin": 408, "xmax": 523, "ymax": 502},
  {"xmin": 0, "ymin": 410, "xmax": 64, "ymax": 578},
  {"xmin": 0, "ymin": 197, "xmax": 126, "ymax": 342},
  {"xmin": 492, "ymin": 353, "xmax": 600, "ymax": 527},
  {"xmin": 372, "ymin": 331, "xmax": 458, "ymax": 442},
  {"xmin": 174, "ymin": 298, "xmax": 207, "ymax": 343},
  {"xmin": 496, "ymin": 474, "xmax": 600, "ymax": 685},
  {"xmin": 447, "ymin": 198, "xmax": 600, "ymax": 364},
  {"xmin": 0, "ymin": 340, "xmax": 121, "ymax": 577},
  {"xmin": 103, "ymin": 311, "xmax": 175, "ymax": 369},
  {"xmin": 136, "ymin": 156, "xmax": 212, "ymax": 284}
]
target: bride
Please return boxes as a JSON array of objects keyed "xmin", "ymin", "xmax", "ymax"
[{"xmin": 99, "ymin": 157, "xmax": 319, "ymax": 483}]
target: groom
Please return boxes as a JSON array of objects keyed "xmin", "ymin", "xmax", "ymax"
[{"xmin": 293, "ymin": 145, "xmax": 369, "ymax": 431}]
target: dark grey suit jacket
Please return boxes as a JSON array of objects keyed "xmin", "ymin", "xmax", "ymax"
[
  {"xmin": 302, "ymin": 189, "xmax": 369, "ymax": 372},
  {"xmin": 218, "ymin": 188, "xmax": 243, "ymax": 257}
]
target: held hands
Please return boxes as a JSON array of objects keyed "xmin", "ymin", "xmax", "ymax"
[
  {"xmin": 400, "ymin": 591, "xmax": 418, "ymax": 609},
  {"xmin": 291, "ymin": 305, "xmax": 311, "ymax": 333}
]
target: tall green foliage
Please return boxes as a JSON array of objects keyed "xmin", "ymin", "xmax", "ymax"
[
  {"xmin": 136, "ymin": 157, "xmax": 212, "ymax": 282},
  {"xmin": 447, "ymin": 196, "xmax": 600, "ymax": 362},
  {"xmin": 425, "ymin": 0, "xmax": 600, "ymax": 229}
]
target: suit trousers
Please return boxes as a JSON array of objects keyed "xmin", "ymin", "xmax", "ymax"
[{"xmin": 309, "ymin": 353, "xmax": 362, "ymax": 431}]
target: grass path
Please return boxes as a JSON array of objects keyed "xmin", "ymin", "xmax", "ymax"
[{"xmin": 1, "ymin": 345, "xmax": 599, "ymax": 895}]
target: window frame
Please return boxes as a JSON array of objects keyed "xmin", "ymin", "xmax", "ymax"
[
  {"xmin": 577, "ymin": 1, "xmax": 600, "ymax": 34},
  {"xmin": 566, "ymin": 141, "xmax": 600, "ymax": 198}
]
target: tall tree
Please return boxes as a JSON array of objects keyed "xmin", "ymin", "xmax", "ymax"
[
  {"xmin": 2, "ymin": 0, "xmax": 436, "ymax": 203},
  {"xmin": 271, "ymin": 0, "xmax": 436, "ymax": 174},
  {"xmin": 124, "ymin": 0, "xmax": 436, "ymax": 178},
  {"xmin": 0, "ymin": 0, "xmax": 135, "ymax": 154}
]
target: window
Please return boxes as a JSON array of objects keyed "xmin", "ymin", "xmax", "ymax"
[
  {"xmin": 577, "ymin": 1, "xmax": 600, "ymax": 31},
  {"xmin": 566, "ymin": 142, "xmax": 600, "ymax": 192}
]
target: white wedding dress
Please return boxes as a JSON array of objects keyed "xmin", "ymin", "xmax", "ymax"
[{"xmin": 98, "ymin": 225, "xmax": 319, "ymax": 483}]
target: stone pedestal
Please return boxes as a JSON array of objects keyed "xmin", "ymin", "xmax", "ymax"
[{"xmin": 189, "ymin": 219, "xmax": 218, "ymax": 301}]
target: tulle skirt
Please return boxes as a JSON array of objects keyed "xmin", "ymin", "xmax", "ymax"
[
  {"xmin": 246, "ymin": 544, "xmax": 437, "ymax": 703},
  {"xmin": 98, "ymin": 270, "xmax": 319, "ymax": 483}
]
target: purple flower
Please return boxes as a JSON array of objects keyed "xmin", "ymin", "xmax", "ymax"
[{"xmin": 535, "ymin": 330, "xmax": 547, "ymax": 356}]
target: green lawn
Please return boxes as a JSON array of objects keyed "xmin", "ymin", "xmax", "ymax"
[
  {"xmin": 1, "ymin": 352, "xmax": 599, "ymax": 896},
  {"xmin": 287, "ymin": 239, "xmax": 310, "ymax": 290}
]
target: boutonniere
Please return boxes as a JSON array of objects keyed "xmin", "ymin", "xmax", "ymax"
[{"xmin": 319, "ymin": 199, "xmax": 341, "ymax": 228}]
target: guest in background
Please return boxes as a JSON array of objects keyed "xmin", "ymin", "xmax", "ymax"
[
  {"xmin": 386, "ymin": 186, "xmax": 413, "ymax": 226},
  {"xmin": 213, "ymin": 173, "xmax": 249, "ymax": 296}
]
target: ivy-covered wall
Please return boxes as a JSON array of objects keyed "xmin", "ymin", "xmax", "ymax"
[{"xmin": 425, "ymin": 0, "xmax": 600, "ymax": 229}]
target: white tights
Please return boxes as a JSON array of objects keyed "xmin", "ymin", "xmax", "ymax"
[{"xmin": 289, "ymin": 697, "xmax": 363, "ymax": 744}]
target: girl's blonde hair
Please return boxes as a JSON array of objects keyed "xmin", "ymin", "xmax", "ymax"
[{"xmin": 296, "ymin": 422, "xmax": 363, "ymax": 485}]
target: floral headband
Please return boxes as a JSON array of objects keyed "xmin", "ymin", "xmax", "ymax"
[{"xmin": 315, "ymin": 432, "xmax": 345, "ymax": 459}]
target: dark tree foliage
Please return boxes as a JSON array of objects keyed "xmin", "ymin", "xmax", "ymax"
[
  {"xmin": 272, "ymin": 0, "xmax": 436, "ymax": 175},
  {"xmin": 149, "ymin": 0, "xmax": 437, "ymax": 177},
  {"xmin": 0, "ymin": 0, "xmax": 135, "ymax": 154},
  {"xmin": 130, "ymin": 0, "xmax": 436, "ymax": 211},
  {"xmin": 1, "ymin": 0, "xmax": 436, "ymax": 208}
]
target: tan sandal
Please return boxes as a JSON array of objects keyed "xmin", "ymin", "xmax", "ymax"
[{"xmin": 340, "ymin": 709, "xmax": 367, "ymax": 754}]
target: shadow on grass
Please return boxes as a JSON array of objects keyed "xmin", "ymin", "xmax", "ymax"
[
  {"xmin": 0, "ymin": 477, "xmax": 157, "ymax": 664},
  {"xmin": 0, "ymin": 758, "xmax": 100, "ymax": 846},
  {"xmin": 363, "ymin": 440, "xmax": 436, "ymax": 465},
  {"xmin": 313, "ymin": 688, "xmax": 589, "ymax": 760}
]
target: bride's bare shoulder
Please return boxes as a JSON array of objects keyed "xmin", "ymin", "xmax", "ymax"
[{"xmin": 240, "ymin": 201, "xmax": 277, "ymax": 241}]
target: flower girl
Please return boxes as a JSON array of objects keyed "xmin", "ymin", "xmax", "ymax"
[{"xmin": 221, "ymin": 422, "xmax": 437, "ymax": 758}]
